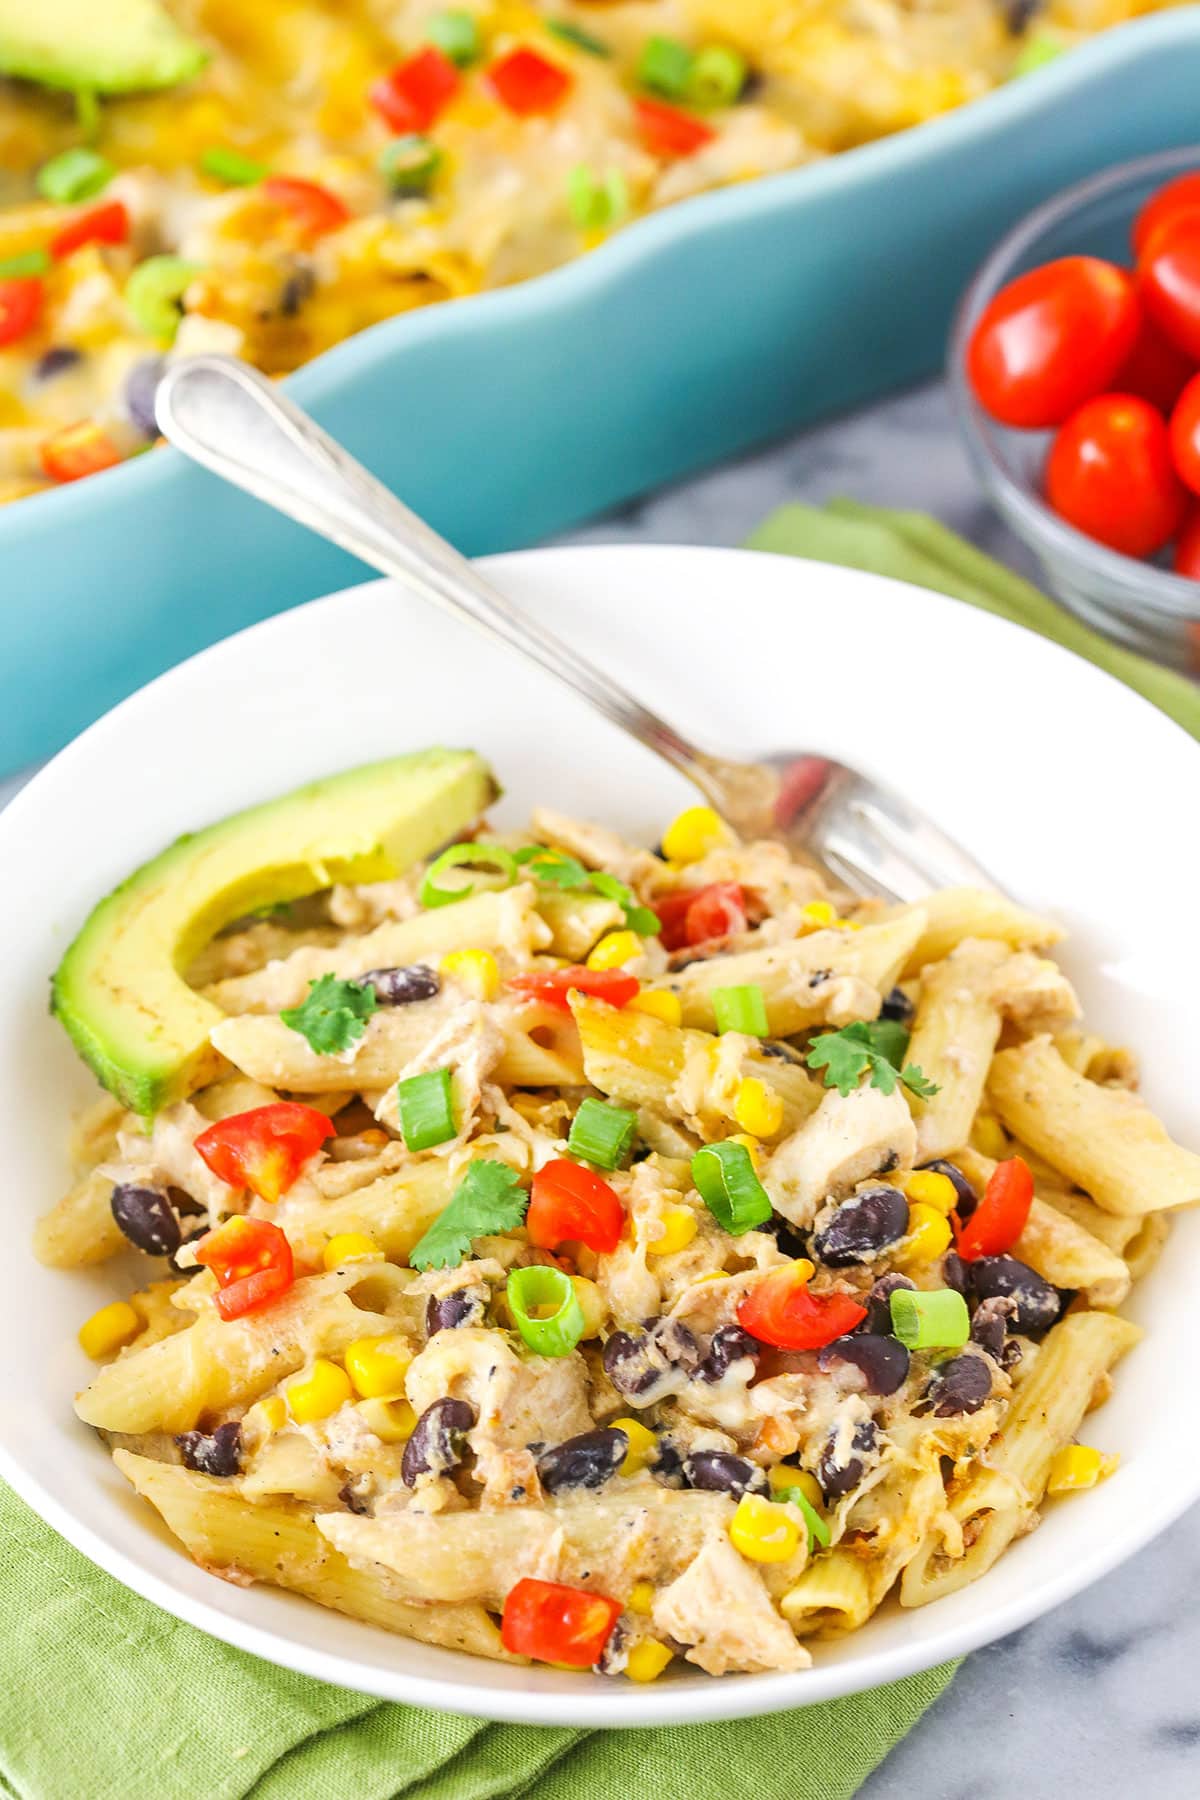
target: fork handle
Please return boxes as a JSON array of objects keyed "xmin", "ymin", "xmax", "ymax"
[{"xmin": 155, "ymin": 356, "xmax": 711, "ymax": 784}]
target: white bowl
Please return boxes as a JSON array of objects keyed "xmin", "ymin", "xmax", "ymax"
[{"xmin": 1, "ymin": 544, "xmax": 1197, "ymax": 1727}]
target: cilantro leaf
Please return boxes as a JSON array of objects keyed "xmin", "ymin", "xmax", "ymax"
[
  {"xmin": 590, "ymin": 870, "xmax": 662, "ymax": 937},
  {"xmin": 514, "ymin": 846, "xmax": 592, "ymax": 890},
  {"xmin": 280, "ymin": 973, "xmax": 377, "ymax": 1055},
  {"xmin": 409, "ymin": 1160, "xmax": 528, "ymax": 1271},
  {"xmin": 805, "ymin": 1019, "xmax": 939, "ymax": 1102}
]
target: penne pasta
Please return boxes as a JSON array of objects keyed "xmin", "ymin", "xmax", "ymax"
[
  {"xmin": 905, "ymin": 940, "xmax": 1009, "ymax": 1162},
  {"xmin": 888, "ymin": 888, "xmax": 1064, "ymax": 975},
  {"xmin": 953, "ymin": 1148, "xmax": 1131, "ymax": 1309}
]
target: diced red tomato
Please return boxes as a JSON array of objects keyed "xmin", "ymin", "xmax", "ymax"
[
  {"xmin": 487, "ymin": 47, "xmax": 572, "ymax": 115},
  {"xmin": 1045, "ymin": 393, "xmax": 1186, "ymax": 558},
  {"xmin": 0, "ymin": 276, "xmax": 44, "ymax": 347},
  {"xmin": 194, "ymin": 1102, "xmax": 336, "ymax": 1204},
  {"xmin": 40, "ymin": 420, "xmax": 122, "ymax": 483},
  {"xmin": 1138, "ymin": 214, "xmax": 1200, "ymax": 362},
  {"xmin": 195, "ymin": 1215, "xmax": 296, "ymax": 1321},
  {"xmin": 955, "ymin": 1155, "xmax": 1034, "ymax": 1261},
  {"xmin": 1133, "ymin": 171, "xmax": 1200, "ymax": 259},
  {"xmin": 633, "ymin": 96, "xmax": 716, "ymax": 158},
  {"xmin": 500, "ymin": 1577, "xmax": 621, "ymax": 1666},
  {"xmin": 1115, "ymin": 314, "xmax": 1196, "ymax": 414},
  {"xmin": 737, "ymin": 1265, "xmax": 867, "ymax": 1351},
  {"xmin": 507, "ymin": 966, "xmax": 639, "ymax": 1011},
  {"xmin": 369, "ymin": 46, "xmax": 460, "ymax": 132},
  {"xmin": 261, "ymin": 175, "xmax": 351, "ymax": 239},
  {"xmin": 527, "ymin": 1158, "xmax": 624, "ymax": 1255},
  {"xmin": 655, "ymin": 882, "xmax": 746, "ymax": 952},
  {"xmin": 50, "ymin": 199, "xmax": 130, "ymax": 260}
]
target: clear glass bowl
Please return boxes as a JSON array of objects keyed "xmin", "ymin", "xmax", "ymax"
[{"xmin": 947, "ymin": 146, "xmax": 1200, "ymax": 671}]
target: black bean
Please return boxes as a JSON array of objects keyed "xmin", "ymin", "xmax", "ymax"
[
  {"xmin": 176, "ymin": 1421, "xmax": 242, "ymax": 1477},
  {"xmin": 655, "ymin": 1319, "xmax": 702, "ymax": 1371},
  {"xmin": 401, "ymin": 1397, "xmax": 476, "ymax": 1485},
  {"xmin": 759, "ymin": 1039, "xmax": 806, "ymax": 1064},
  {"xmin": 682, "ymin": 1451, "xmax": 767, "ymax": 1498},
  {"xmin": 602, "ymin": 1318, "xmax": 700, "ymax": 1398},
  {"xmin": 168, "ymin": 1224, "xmax": 210, "ymax": 1273},
  {"xmin": 920, "ymin": 1158, "xmax": 978, "ymax": 1219},
  {"xmin": 1005, "ymin": 0, "xmax": 1044, "ymax": 33},
  {"xmin": 816, "ymin": 1419, "xmax": 877, "ymax": 1501},
  {"xmin": 818, "ymin": 1333, "xmax": 909, "ymax": 1396},
  {"xmin": 111, "ymin": 1182, "xmax": 182, "ymax": 1257},
  {"xmin": 279, "ymin": 262, "xmax": 317, "ymax": 316},
  {"xmin": 537, "ymin": 1428, "xmax": 628, "ymax": 1495},
  {"xmin": 337, "ymin": 1480, "xmax": 370, "ymax": 1514},
  {"xmin": 425, "ymin": 1291, "xmax": 482, "ymax": 1334},
  {"xmin": 123, "ymin": 354, "xmax": 166, "ymax": 437},
  {"xmin": 698, "ymin": 1325, "xmax": 763, "ymax": 1383},
  {"xmin": 925, "ymin": 1353, "xmax": 993, "ymax": 1417},
  {"xmin": 763, "ymin": 1215, "xmax": 812, "ymax": 1262},
  {"xmin": 941, "ymin": 1251, "xmax": 969, "ymax": 1296},
  {"xmin": 812, "ymin": 1186, "xmax": 908, "ymax": 1266},
  {"xmin": 878, "ymin": 986, "xmax": 915, "ymax": 1024},
  {"xmin": 860, "ymin": 1272, "xmax": 915, "ymax": 1336},
  {"xmin": 970, "ymin": 1294, "xmax": 1018, "ymax": 1360},
  {"xmin": 968, "ymin": 1255, "xmax": 1063, "ymax": 1336},
  {"xmin": 651, "ymin": 1437, "xmax": 685, "ymax": 1488},
  {"xmin": 34, "ymin": 345, "xmax": 83, "ymax": 382},
  {"xmin": 358, "ymin": 964, "xmax": 440, "ymax": 1006}
]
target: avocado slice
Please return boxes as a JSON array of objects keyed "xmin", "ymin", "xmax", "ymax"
[
  {"xmin": 0, "ymin": 0, "xmax": 208, "ymax": 96},
  {"xmin": 51, "ymin": 749, "xmax": 497, "ymax": 1116}
]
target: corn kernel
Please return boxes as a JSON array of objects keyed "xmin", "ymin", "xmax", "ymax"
[
  {"xmin": 571, "ymin": 1275, "xmax": 607, "ymax": 1339},
  {"xmin": 344, "ymin": 1335, "xmax": 411, "ymax": 1400},
  {"xmin": 768, "ymin": 1465, "xmax": 824, "ymax": 1511},
  {"xmin": 440, "ymin": 948, "xmax": 500, "ymax": 1001},
  {"xmin": 286, "ymin": 1358, "xmax": 353, "ymax": 1423},
  {"xmin": 727, "ymin": 1132, "xmax": 762, "ymax": 1172},
  {"xmin": 971, "ymin": 1112, "xmax": 1009, "ymax": 1159},
  {"xmin": 729, "ymin": 1494, "xmax": 802, "ymax": 1564},
  {"xmin": 357, "ymin": 1396, "xmax": 418, "ymax": 1443},
  {"xmin": 626, "ymin": 1639, "xmax": 673, "ymax": 1682},
  {"xmin": 800, "ymin": 900, "xmax": 837, "ymax": 928},
  {"xmin": 648, "ymin": 1207, "xmax": 698, "ymax": 1256},
  {"xmin": 900, "ymin": 1170, "xmax": 959, "ymax": 1215},
  {"xmin": 613, "ymin": 1415, "xmax": 659, "ymax": 1475},
  {"xmin": 628, "ymin": 1580, "xmax": 656, "ymax": 1615},
  {"xmin": 587, "ymin": 929, "xmax": 642, "ymax": 971},
  {"xmin": 1047, "ymin": 1444, "xmax": 1119, "ymax": 1494},
  {"xmin": 252, "ymin": 1395, "xmax": 288, "ymax": 1435},
  {"xmin": 733, "ymin": 1077, "xmax": 784, "ymax": 1139},
  {"xmin": 661, "ymin": 805, "xmax": 731, "ymax": 865},
  {"xmin": 78, "ymin": 1300, "xmax": 140, "ymax": 1360},
  {"xmin": 895, "ymin": 1203, "xmax": 953, "ymax": 1268},
  {"xmin": 323, "ymin": 1231, "xmax": 384, "ymax": 1269},
  {"xmin": 628, "ymin": 988, "xmax": 682, "ymax": 1027}
]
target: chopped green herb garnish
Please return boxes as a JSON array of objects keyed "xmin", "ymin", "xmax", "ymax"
[
  {"xmin": 711, "ymin": 984, "xmax": 768, "ymax": 1037},
  {"xmin": 637, "ymin": 34, "xmax": 694, "ymax": 99},
  {"xmin": 805, "ymin": 1020, "xmax": 939, "ymax": 1101},
  {"xmin": 396, "ymin": 1067, "xmax": 457, "ymax": 1151},
  {"xmin": 691, "ymin": 1140, "xmax": 773, "ymax": 1235},
  {"xmin": 379, "ymin": 133, "xmax": 443, "ymax": 195},
  {"xmin": 547, "ymin": 19, "xmax": 611, "ymax": 57},
  {"xmin": 889, "ymin": 1287, "xmax": 970, "ymax": 1350},
  {"xmin": 589, "ymin": 871, "xmax": 660, "ymax": 935},
  {"xmin": 280, "ymin": 973, "xmax": 376, "ymax": 1054},
  {"xmin": 513, "ymin": 845, "xmax": 592, "ymax": 889},
  {"xmin": 0, "ymin": 249, "xmax": 51, "ymax": 278},
  {"xmin": 567, "ymin": 1096, "xmax": 637, "ymax": 1170},
  {"xmin": 37, "ymin": 147, "xmax": 114, "ymax": 203},
  {"xmin": 774, "ymin": 1486, "xmax": 832, "ymax": 1549},
  {"xmin": 427, "ymin": 9, "xmax": 481, "ymax": 65},
  {"xmin": 409, "ymin": 1159, "xmax": 528, "ymax": 1270},
  {"xmin": 421, "ymin": 841, "xmax": 518, "ymax": 907},
  {"xmin": 200, "ymin": 145, "xmax": 268, "ymax": 186},
  {"xmin": 686, "ymin": 44, "xmax": 747, "ymax": 108}
]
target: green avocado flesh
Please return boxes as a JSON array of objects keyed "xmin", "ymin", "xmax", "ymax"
[
  {"xmin": 0, "ymin": 0, "xmax": 208, "ymax": 95},
  {"xmin": 51, "ymin": 749, "xmax": 497, "ymax": 1117}
]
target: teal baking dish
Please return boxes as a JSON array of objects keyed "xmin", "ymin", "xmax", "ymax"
[{"xmin": 4, "ymin": 11, "xmax": 1200, "ymax": 776}]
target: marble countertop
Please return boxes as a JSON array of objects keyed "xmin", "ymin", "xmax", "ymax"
[{"xmin": 4, "ymin": 378, "xmax": 1197, "ymax": 1798}]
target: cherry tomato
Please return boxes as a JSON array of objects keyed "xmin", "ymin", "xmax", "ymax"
[
  {"xmin": 39, "ymin": 420, "xmax": 122, "ymax": 483},
  {"xmin": 736, "ymin": 1264, "xmax": 867, "ymax": 1351},
  {"xmin": 1138, "ymin": 214, "xmax": 1200, "ymax": 361},
  {"xmin": 194, "ymin": 1102, "xmax": 336, "ymax": 1203},
  {"xmin": 1045, "ymin": 393, "xmax": 1187, "ymax": 557},
  {"xmin": 195, "ymin": 1216, "xmax": 296, "ymax": 1320},
  {"xmin": 655, "ymin": 882, "xmax": 746, "ymax": 952},
  {"xmin": 527, "ymin": 1158, "xmax": 624, "ymax": 1254},
  {"xmin": 507, "ymin": 965, "xmax": 639, "ymax": 1011},
  {"xmin": 633, "ymin": 96, "xmax": 716, "ymax": 158},
  {"xmin": 261, "ymin": 175, "xmax": 350, "ymax": 239},
  {"xmin": 1173, "ymin": 505, "xmax": 1200, "ymax": 578},
  {"xmin": 50, "ymin": 199, "xmax": 130, "ymax": 260},
  {"xmin": 1114, "ymin": 314, "xmax": 1195, "ymax": 414},
  {"xmin": 1169, "ymin": 371, "xmax": 1200, "ymax": 498},
  {"xmin": 0, "ymin": 276, "xmax": 44, "ymax": 347},
  {"xmin": 955, "ymin": 1156, "xmax": 1034, "ymax": 1261},
  {"xmin": 966, "ymin": 256, "xmax": 1139, "ymax": 428},
  {"xmin": 369, "ymin": 46, "xmax": 460, "ymax": 132},
  {"xmin": 1132, "ymin": 171, "xmax": 1200, "ymax": 259},
  {"xmin": 487, "ymin": 47, "xmax": 572, "ymax": 116},
  {"xmin": 501, "ymin": 1578, "xmax": 621, "ymax": 1666}
]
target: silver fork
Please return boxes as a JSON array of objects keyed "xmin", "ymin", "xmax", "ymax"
[{"xmin": 155, "ymin": 355, "xmax": 996, "ymax": 902}]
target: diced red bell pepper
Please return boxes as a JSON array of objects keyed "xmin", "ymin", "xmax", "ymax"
[
  {"xmin": 655, "ymin": 881, "xmax": 746, "ymax": 952},
  {"xmin": 488, "ymin": 47, "xmax": 572, "ymax": 116},
  {"xmin": 50, "ymin": 199, "xmax": 130, "ymax": 260},
  {"xmin": 194, "ymin": 1102, "xmax": 336, "ymax": 1204},
  {"xmin": 507, "ymin": 966, "xmax": 639, "ymax": 1012},
  {"xmin": 955, "ymin": 1155, "xmax": 1034, "ymax": 1261},
  {"xmin": 40, "ymin": 420, "xmax": 122, "ymax": 483},
  {"xmin": 369, "ymin": 45, "xmax": 460, "ymax": 132},
  {"xmin": 633, "ymin": 96, "xmax": 715, "ymax": 158},
  {"xmin": 527, "ymin": 1158, "xmax": 624, "ymax": 1255},
  {"xmin": 0, "ymin": 277, "xmax": 44, "ymax": 347},
  {"xmin": 261, "ymin": 175, "xmax": 351, "ymax": 238},
  {"xmin": 737, "ymin": 1264, "xmax": 867, "ymax": 1351},
  {"xmin": 195, "ymin": 1215, "xmax": 296, "ymax": 1321},
  {"xmin": 501, "ymin": 1577, "xmax": 621, "ymax": 1666}
]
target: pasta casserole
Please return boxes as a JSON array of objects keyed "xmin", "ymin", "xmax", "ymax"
[{"xmin": 37, "ymin": 747, "xmax": 1200, "ymax": 1680}]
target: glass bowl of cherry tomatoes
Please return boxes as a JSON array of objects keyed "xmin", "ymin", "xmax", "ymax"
[{"xmin": 948, "ymin": 146, "xmax": 1200, "ymax": 671}]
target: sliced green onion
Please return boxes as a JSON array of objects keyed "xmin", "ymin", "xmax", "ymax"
[
  {"xmin": 379, "ymin": 134, "xmax": 443, "ymax": 196},
  {"xmin": 711, "ymin": 984, "xmax": 768, "ymax": 1037},
  {"xmin": 513, "ymin": 845, "xmax": 591, "ymax": 889},
  {"xmin": 637, "ymin": 34, "xmax": 694, "ymax": 99},
  {"xmin": 420, "ymin": 842, "xmax": 517, "ymax": 908},
  {"xmin": 1012, "ymin": 33, "xmax": 1064, "ymax": 77},
  {"xmin": 567, "ymin": 1097, "xmax": 637, "ymax": 1171},
  {"xmin": 200, "ymin": 144, "xmax": 268, "ymax": 186},
  {"xmin": 75, "ymin": 89, "xmax": 101, "ymax": 139},
  {"xmin": 427, "ymin": 9, "xmax": 481, "ymax": 65},
  {"xmin": 566, "ymin": 165, "xmax": 628, "ymax": 231},
  {"xmin": 36, "ymin": 147, "xmax": 114, "ymax": 203},
  {"xmin": 125, "ymin": 256, "xmax": 202, "ymax": 343},
  {"xmin": 889, "ymin": 1287, "xmax": 970, "ymax": 1350},
  {"xmin": 0, "ymin": 249, "xmax": 51, "ymax": 278},
  {"xmin": 590, "ymin": 871, "xmax": 660, "ymax": 935},
  {"xmin": 691, "ymin": 1140, "xmax": 773, "ymax": 1235},
  {"xmin": 547, "ymin": 19, "xmax": 611, "ymax": 56},
  {"xmin": 775, "ymin": 1486, "xmax": 832, "ymax": 1550},
  {"xmin": 507, "ymin": 1265, "xmax": 585, "ymax": 1356},
  {"xmin": 396, "ymin": 1067, "xmax": 457, "ymax": 1151},
  {"xmin": 686, "ymin": 44, "xmax": 748, "ymax": 108}
]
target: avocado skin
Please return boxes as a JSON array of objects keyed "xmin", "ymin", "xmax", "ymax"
[
  {"xmin": 51, "ymin": 749, "xmax": 497, "ymax": 1117},
  {"xmin": 0, "ymin": 0, "xmax": 209, "ymax": 95}
]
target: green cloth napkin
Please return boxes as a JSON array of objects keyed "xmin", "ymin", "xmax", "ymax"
[{"xmin": 7, "ymin": 500, "xmax": 1193, "ymax": 1800}]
